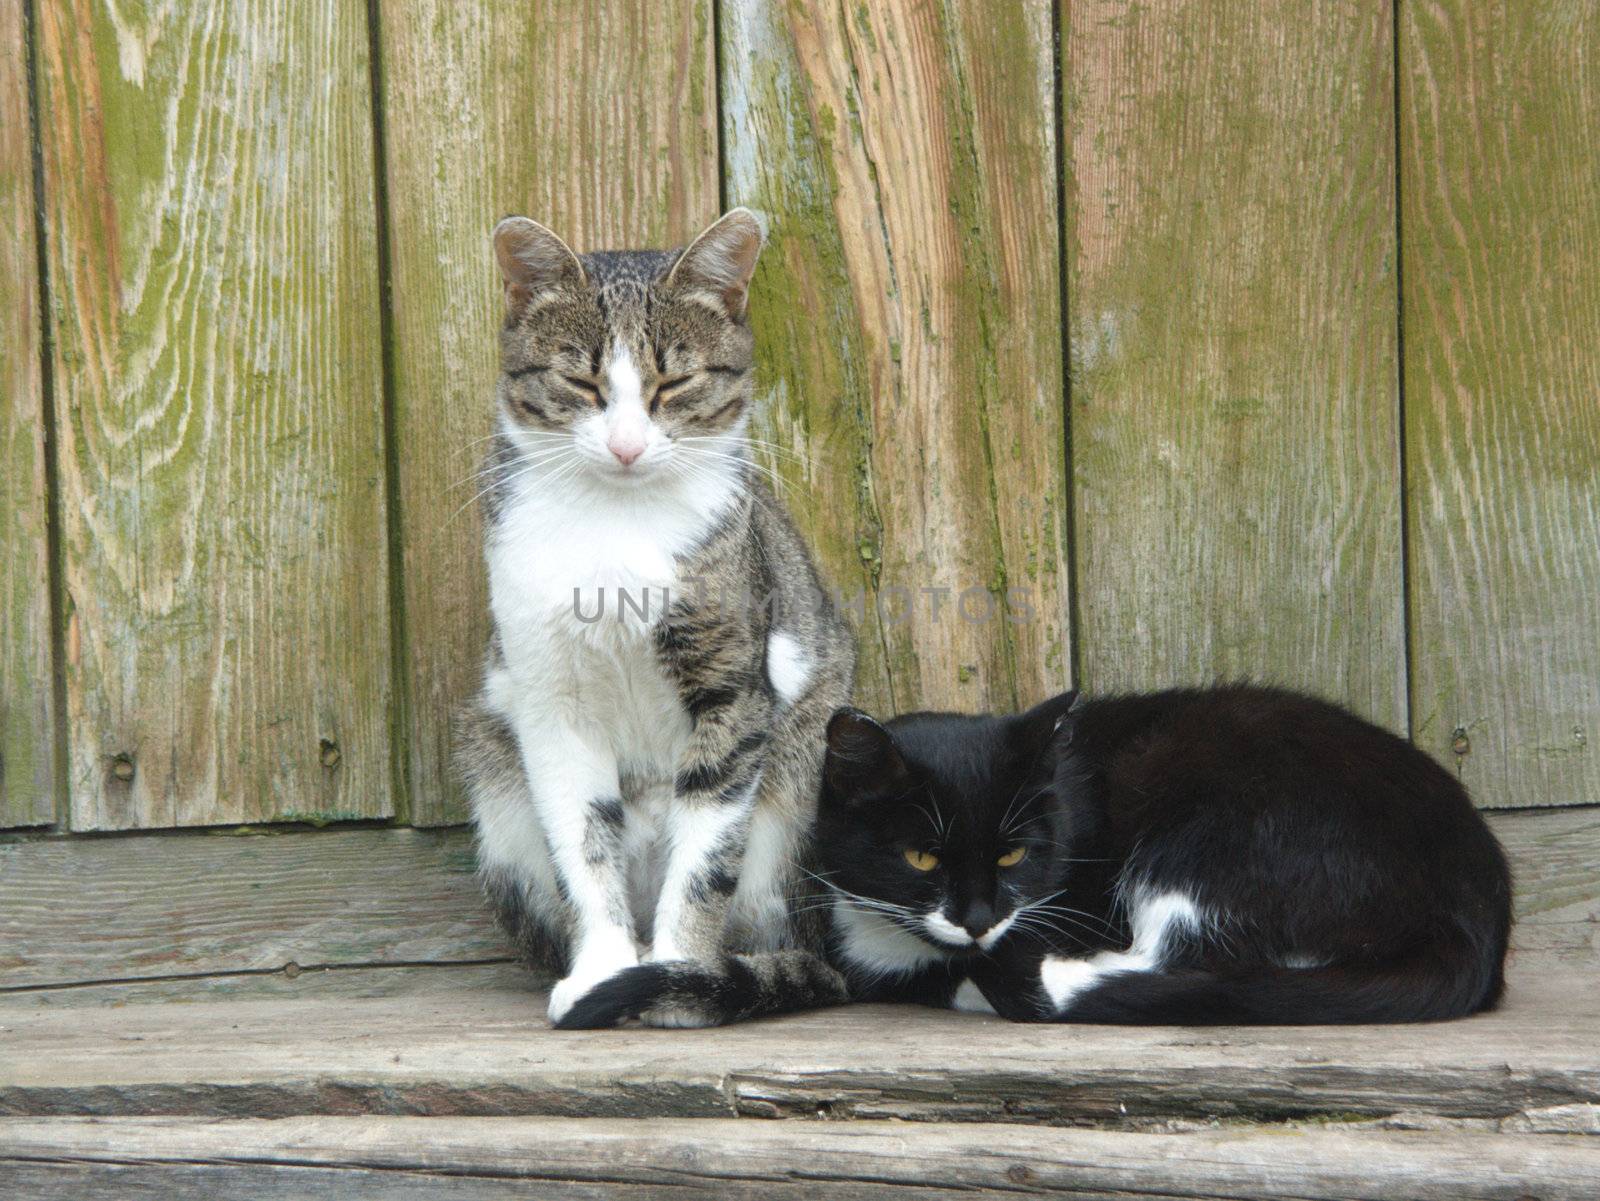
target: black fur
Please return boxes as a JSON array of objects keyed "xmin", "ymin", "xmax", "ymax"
[{"xmin": 821, "ymin": 685, "xmax": 1512, "ymax": 1025}]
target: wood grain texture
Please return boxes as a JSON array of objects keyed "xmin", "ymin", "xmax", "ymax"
[
  {"xmin": 1494, "ymin": 805, "xmax": 1600, "ymax": 966},
  {"xmin": 723, "ymin": 0, "xmax": 1071, "ymax": 717},
  {"xmin": 1065, "ymin": 2, "xmax": 1406, "ymax": 727},
  {"xmin": 34, "ymin": 0, "xmax": 392, "ymax": 829},
  {"xmin": 0, "ymin": 829, "xmax": 503, "ymax": 989},
  {"xmin": 377, "ymin": 0, "xmax": 720, "ymax": 826},
  {"xmin": 0, "ymin": 962, "xmax": 526, "ymax": 1012},
  {"xmin": 0, "ymin": 964, "xmax": 1595, "ymax": 1123},
  {"xmin": 3, "ymin": 1117, "xmax": 1598, "ymax": 1201},
  {"xmin": 0, "ymin": 1, "xmax": 55, "ymax": 829},
  {"xmin": 1399, "ymin": 1, "xmax": 1600, "ymax": 808}
]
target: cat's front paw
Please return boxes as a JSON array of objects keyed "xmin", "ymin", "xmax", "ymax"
[
  {"xmin": 547, "ymin": 949, "xmax": 638, "ymax": 1026},
  {"xmin": 639, "ymin": 985, "xmax": 720, "ymax": 1029}
]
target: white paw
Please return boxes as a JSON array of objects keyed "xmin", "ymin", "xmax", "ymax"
[
  {"xmin": 952, "ymin": 979, "xmax": 997, "ymax": 1015},
  {"xmin": 640, "ymin": 1003, "xmax": 717, "ymax": 1029},
  {"xmin": 547, "ymin": 948, "xmax": 638, "ymax": 1025},
  {"xmin": 1040, "ymin": 956, "xmax": 1101, "ymax": 1010}
]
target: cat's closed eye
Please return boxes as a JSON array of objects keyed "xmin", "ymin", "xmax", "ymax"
[
  {"xmin": 650, "ymin": 374, "xmax": 696, "ymax": 413},
  {"xmin": 560, "ymin": 374, "xmax": 603, "ymax": 406},
  {"xmin": 903, "ymin": 848, "xmax": 939, "ymax": 872}
]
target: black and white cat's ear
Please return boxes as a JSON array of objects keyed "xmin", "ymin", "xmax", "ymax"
[
  {"xmin": 492, "ymin": 216, "xmax": 585, "ymax": 306},
  {"xmin": 1015, "ymin": 689, "xmax": 1081, "ymax": 752},
  {"xmin": 667, "ymin": 208, "xmax": 766, "ymax": 320},
  {"xmin": 823, "ymin": 707, "xmax": 909, "ymax": 803}
]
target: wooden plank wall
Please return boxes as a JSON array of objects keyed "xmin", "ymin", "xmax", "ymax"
[
  {"xmin": 32, "ymin": 0, "xmax": 393, "ymax": 829},
  {"xmin": 1399, "ymin": 1, "xmax": 1600, "ymax": 809},
  {"xmin": 723, "ymin": 0, "xmax": 1071, "ymax": 718},
  {"xmin": 1064, "ymin": 1, "xmax": 1407, "ymax": 730},
  {"xmin": 378, "ymin": 0, "xmax": 719, "ymax": 826},
  {"xmin": 0, "ymin": 0, "xmax": 1595, "ymax": 829},
  {"xmin": 0, "ymin": 0, "xmax": 55, "ymax": 828}
]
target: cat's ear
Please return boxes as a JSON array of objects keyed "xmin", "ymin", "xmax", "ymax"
[
  {"xmin": 493, "ymin": 216, "xmax": 585, "ymax": 308},
  {"xmin": 667, "ymin": 208, "xmax": 766, "ymax": 320},
  {"xmin": 1015, "ymin": 689, "xmax": 1081, "ymax": 752},
  {"xmin": 823, "ymin": 707, "xmax": 909, "ymax": 804}
]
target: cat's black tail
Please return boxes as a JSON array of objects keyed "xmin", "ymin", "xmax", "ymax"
[
  {"xmin": 1046, "ymin": 933, "xmax": 1507, "ymax": 1026},
  {"xmin": 554, "ymin": 950, "xmax": 850, "ymax": 1029}
]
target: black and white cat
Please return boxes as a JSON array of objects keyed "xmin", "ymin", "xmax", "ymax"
[
  {"xmin": 819, "ymin": 685, "xmax": 1512, "ymax": 1023},
  {"xmin": 455, "ymin": 209, "xmax": 855, "ymax": 1026}
]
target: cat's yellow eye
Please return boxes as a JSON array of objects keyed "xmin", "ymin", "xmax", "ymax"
[
  {"xmin": 903, "ymin": 848, "xmax": 939, "ymax": 872},
  {"xmin": 997, "ymin": 846, "xmax": 1027, "ymax": 868}
]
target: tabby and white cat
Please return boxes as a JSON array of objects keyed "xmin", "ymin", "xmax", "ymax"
[{"xmin": 454, "ymin": 209, "xmax": 854, "ymax": 1025}]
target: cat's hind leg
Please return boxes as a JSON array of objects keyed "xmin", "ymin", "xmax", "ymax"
[
  {"xmin": 1039, "ymin": 889, "xmax": 1503, "ymax": 1024},
  {"xmin": 1040, "ymin": 889, "xmax": 1205, "ymax": 1017},
  {"xmin": 458, "ymin": 702, "xmax": 572, "ymax": 975}
]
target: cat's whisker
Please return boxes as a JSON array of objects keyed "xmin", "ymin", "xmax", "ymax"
[
  {"xmin": 911, "ymin": 802, "xmax": 943, "ymax": 840},
  {"xmin": 999, "ymin": 786, "xmax": 1054, "ymax": 838},
  {"xmin": 443, "ymin": 452, "xmax": 582, "ymax": 528},
  {"xmin": 448, "ymin": 447, "xmax": 576, "ymax": 492},
  {"xmin": 675, "ymin": 446, "xmax": 788, "ymax": 496}
]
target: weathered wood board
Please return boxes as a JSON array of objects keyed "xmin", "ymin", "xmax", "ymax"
[
  {"xmin": 33, "ymin": 0, "xmax": 393, "ymax": 828},
  {"xmin": 3, "ymin": 1117, "xmax": 1598, "ymax": 1201},
  {"xmin": 0, "ymin": 828, "xmax": 503, "ymax": 989},
  {"xmin": 723, "ymin": 0, "xmax": 1071, "ymax": 718},
  {"xmin": 0, "ymin": 808, "xmax": 1588, "ymax": 994},
  {"xmin": 0, "ymin": 963, "xmax": 1595, "ymax": 1124},
  {"xmin": 377, "ymin": 0, "xmax": 720, "ymax": 825},
  {"xmin": 1398, "ymin": 1, "xmax": 1600, "ymax": 808},
  {"xmin": 1064, "ymin": 1, "xmax": 1406, "ymax": 729},
  {"xmin": 0, "ymin": 2, "xmax": 55, "ymax": 829},
  {"xmin": 0, "ymin": 962, "xmax": 527, "ymax": 1012},
  {"xmin": 1492, "ymin": 805, "xmax": 1600, "ymax": 966}
]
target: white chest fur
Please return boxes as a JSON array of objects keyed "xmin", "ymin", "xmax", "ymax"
[{"xmin": 483, "ymin": 453, "xmax": 740, "ymax": 775}]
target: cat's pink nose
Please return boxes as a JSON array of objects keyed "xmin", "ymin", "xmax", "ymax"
[{"xmin": 608, "ymin": 438, "xmax": 644, "ymax": 467}]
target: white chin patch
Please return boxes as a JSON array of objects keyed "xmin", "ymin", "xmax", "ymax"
[
  {"xmin": 976, "ymin": 911, "xmax": 1016, "ymax": 951},
  {"xmin": 922, "ymin": 912, "xmax": 975, "ymax": 948}
]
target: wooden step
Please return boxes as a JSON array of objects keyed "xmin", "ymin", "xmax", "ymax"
[
  {"xmin": 2, "ymin": 961, "xmax": 1597, "ymax": 1127},
  {"xmin": 2, "ymin": 1115, "xmax": 1598, "ymax": 1200}
]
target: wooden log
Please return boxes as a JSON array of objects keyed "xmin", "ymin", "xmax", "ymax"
[
  {"xmin": 377, "ymin": 0, "xmax": 720, "ymax": 826},
  {"xmin": 3, "ymin": 1116, "xmax": 1599, "ymax": 1201},
  {"xmin": 33, "ymin": 0, "xmax": 393, "ymax": 829},
  {"xmin": 0, "ymin": 828, "xmax": 503, "ymax": 989},
  {"xmin": 0, "ymin": 960, "xmax": 1594, "ymax": 1124},
  {"xmin": 1398, "ymin": 1, "xmax": 1600, "ymax": 808},
  {"xmin": 0, "ymin": 1, "xmax": 55, "ymax": 829},
  {"xmin": 722, "ymin": 0, "xmax": 1072, "ymax": 717},
  {"xmin": 1065, "ymin": 1, "xmax": 1407, "ymax": 729}
]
